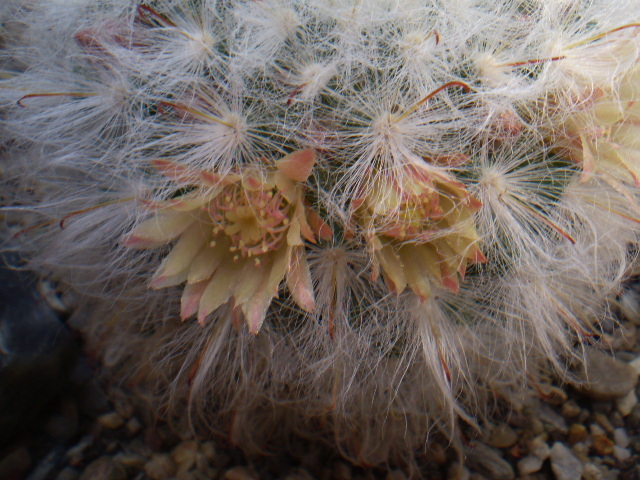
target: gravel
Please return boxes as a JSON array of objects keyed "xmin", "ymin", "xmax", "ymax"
[{"xmin": 2, "ymin": 276, "xmax": 640, "ymax": 480}]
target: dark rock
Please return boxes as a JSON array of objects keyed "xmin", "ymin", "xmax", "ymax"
[{"xmin": 0, "ymin": 253, "xmax": 77, "ymax": 446}]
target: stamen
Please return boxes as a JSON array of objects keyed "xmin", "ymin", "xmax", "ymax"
[
  {"xmin": 395, "ymin": 81, "xmax": 471, "ymax": 122},
  {"xmin": 136, "ymin": 4, "xmax": 176, "ymax": 28},
  {"xmin": 157, "ymin": 101, "xmax": 235, "ymax": 128},
  {"xmin": 498, "ymin": 56, "xmax": 566, "ymax": 68},
  {"xmin": 17, "ymin": 92, "xmax": 99, "ymax": 108},
  {"xmin": 566, "ymin": 23, "xmax": 640, "ymax": 50}
]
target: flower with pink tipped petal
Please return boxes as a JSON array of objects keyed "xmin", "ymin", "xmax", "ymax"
[
  {"xmin": 124, "ymin": 149, "xmax": 328, "ymax": 334},
  {"xmin": 353, "ymin": 161, "xmax": 485, "ymax": 300}
]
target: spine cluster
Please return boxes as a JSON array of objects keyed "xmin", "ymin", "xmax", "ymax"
[{"xmin": 2, "ymin": 0, "xmax": 640, "ymax": 467}]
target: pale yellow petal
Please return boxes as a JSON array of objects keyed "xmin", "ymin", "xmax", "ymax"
[
  {"xmin": 286, "ymin": 246, "xmax": 315, "ymax": 313},
  {"xmin": 181, "ymin": 280, "xmax": 208, "ymax": 320},
  {"xmin": 378, "ymin": 245, "xmax": 406, "ymax": 295},
  {"xmin": 187, "ymin": 237, "xmax": 229, "ymax": 284},
  {"xmin": 399, "ymin": 246, "xmax": 431, "ymax": 302},
  {"xmin": 152, "ymin": 222, "xmax": 209, "ymax": 283},
  {"xmin": 197, "ymin": 258, "xmax": 244, "ymax": 324},
  {"xmin": 123, "ymin": 213, "xmax": 195, "ymax": 248}
]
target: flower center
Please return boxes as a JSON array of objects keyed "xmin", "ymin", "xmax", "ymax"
[{"xmin": 209, "ymin": 183, "xmax": 291, "ymax": 258}]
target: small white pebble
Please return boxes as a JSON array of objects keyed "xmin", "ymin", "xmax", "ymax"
[
  {"xmin": 613, "ymin": 445, "xmax": 631, "ymax": 462},
  {"xmin": 616, "ymin": 389, "xmax": 638, "ymax": 417},
  {"xmin": 530, "ymin": 435, "xmax": 551, "ymax": 460},
  {"xmin": 517, "ymin": 455, "xmax": 544, "ymax": 476},
  {"xmin": 629, "ymin": 356, "xmax": 640, "ymax": 375},
  {"xmin": 613, "ymin": 428, "xmax": 630, "ymax": 448}
]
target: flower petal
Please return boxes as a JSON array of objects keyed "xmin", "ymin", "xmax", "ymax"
[
  {"xmin": 287, "ymin": 246, "xmax": 315, "ymax": 312},
  {"xmin": 123, "ymin": 213, "xmax": 195, "ymax": 248},
  {"xmin": 399, "ymin": 246, "xmax": 431, "ymax": 302},
  {"xmin": 181, "ymin": 280, "xmax": 208, "ymax": 320},
  {"xmin": 378, "ymin": 245, "xmax": 406, "ymax": 295},
  {"xmin": 187, "ymin": 237, "xmax": 229, "ymax": 283},
  {"xmin": 276, "ymin": 149, "xmax": 316, "ymax": 182},
  {"xmin": 197, "ymin": 258, "xmax": 245, "ymax": 324},
  {"xmin": 152, "ymin": 222, "xmax": 209, "ymax": 284}
]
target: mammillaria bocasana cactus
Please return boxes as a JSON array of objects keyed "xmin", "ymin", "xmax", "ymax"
[{"xmin": 2, "ymin": 0, "xmax": 640, "ymax": 468}]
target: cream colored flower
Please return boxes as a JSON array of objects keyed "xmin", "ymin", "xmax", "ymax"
[
  {"xmin": 352, "ymin": 161, "xmax": 485, "ymax": 300},
  {"xmin": 124, "ymin": 149, "xmax": 331, "ymax": 334},
  {"xmin": 558, "ymin": 65, "xmax": 640, "ymax": 185}
]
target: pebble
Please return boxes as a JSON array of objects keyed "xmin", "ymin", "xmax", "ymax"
[
  {"xmin": 144, "ymin": 454, "xmax": 177, "ymax": 480},
  {"xmin": 550, "ymin": 442, "xmax": 584, "ymax": 480},
  {"xmin": 538, "ymin": 404, "xmax": 568, "ymax": 433},
  {"xmin": 568, "ymin": 424, "xmax": 589, "ymax": 445},
  {"xmin": 97, "ymin": 412, "xmax": 125, "ymax": 430},
  {"xmin": 615, "ymin": 390, "xmax": 637, "ymax": 416},
  {"xmin": 225, "ymin": 466, "xmax": 259, "ymax": 480},
  {"xmin": 466, "ymin": 443, "xmax": 515, "ymax": 480},
  {"xmin": 561, "ymin": 400, "xmax": 581, "ymax": 419},
  {"xmin": 172, "ymin": 440, "xmax": 199, "ymax": 472},
  {"xmin": 592, "ymin": 413, "xmax": 615, "ymax": 434},
  {"xmin": 529, "ymin": 435, "xmax": 550, "ymax": 460},
  {"xmin": 114, "ymin": 452, "xmax": 147, "ymax": 469},
  {"xmin": 629, "ymin": 355, "xmax": 640, "ymax": 375},
  {"xmin": 516, "ymin": 455, "xmax": 543, "ymax": 476},
  {"xmin": 486, "ymin": 424, "xmax": 518, "ymax": 449},
  {"xmin": 79, "ymin": 457, "xmax": 127, "ymax": 480},
  {"xmin": 612, "ymin": 445, "xmax": 631, "ymax": 462},
  {"xmin": 542, "ymin": 385, "xmax": 568, "ymax": 405},
  {"xmin": 574, "ymin": 348, "xmax": 638, "ymax": 401},
  {"xmin": 201, "ymin": 441, "xmax": 218, "ymax": 464},
  {"xmin": 613, "ymin": 428, "xmax": 630, "ymax": 448},
  {"xmin": 591, "ymin": 434, "xmax": 614, "ymax": 456},
  {"xmin": 583, "ymin": 463, "xmax": 605, "ymax": 480},
  {"xmin": 126, "ymin": 417, "xmax": 143, "ymax": 436}
]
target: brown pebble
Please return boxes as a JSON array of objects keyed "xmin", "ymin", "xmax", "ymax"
[
  {"xmin": 592, "ymin": 434, "xmax": 614, "ymax": 456},
  {"xmin": 592, "ymin": 413, "xmax": 614, "ymax": 434},
  {"xmin": 80, "ymin": 456, "xmax": 127, "ymax": 480},
  {"xmin": 561, "ymin": 400, "xmax": 581, "ymax": 419},
  {"xmin": 125, "ymin": 417, "xmax": 142, "ymax": 436},
  {"xmin": 114, "ymin": 452, "xmax": 147, "ymax": 470},
  {"xmin": 225, "ymin": 466, "xmax": 259, "ymax": 480},
  {"xmin": 541, "ymin": 385, "xmax": 568, "ymax": 405},
  {"xmin": 172, "ymin": 440, "xmax": 198, "ymax": 472},
  {"xmin": 97, "ymin": 412, "xmax": 125, "ymax": 430},
  {"xmin": 144, "ymin": 454, "xmax": 177, "ymax": 480},
  {"xmin": 486, "ymin": 424, "xmax": 518, "ymax": 449},
  {"xmin": 201, "ymin": 441, "xmax": 217, "ymax": 464},
  {"xmin": 568, "ymin": 424, "xmax": 589, "ymax": 445}
]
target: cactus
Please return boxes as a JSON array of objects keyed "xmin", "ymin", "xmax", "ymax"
[{"xmin": 2, "ymin": 0, "xmax": 640, "ymax": 468}]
